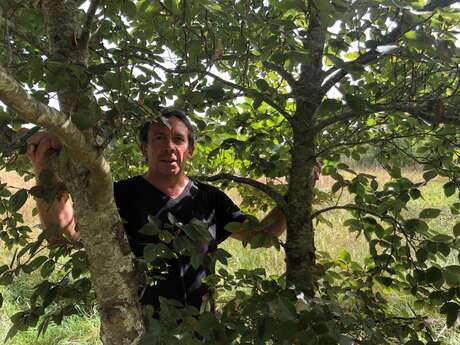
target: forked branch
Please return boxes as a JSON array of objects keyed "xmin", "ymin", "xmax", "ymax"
[
  {"xmin": 79, "ymin": 0, "xmax": 102, "ymax": 49},
  {"xmin": 0, "ymin": 64, "xmax": 111, "ymax": 202}
]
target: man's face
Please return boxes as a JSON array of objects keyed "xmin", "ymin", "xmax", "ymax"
[{"xmin": 141, "ymin": 116, "xmax": 194, "ymax": 177}]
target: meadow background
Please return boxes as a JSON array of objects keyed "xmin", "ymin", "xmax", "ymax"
[{"xmin": 1, "ymin": 164, "xmax": 459, "ymax": 344}]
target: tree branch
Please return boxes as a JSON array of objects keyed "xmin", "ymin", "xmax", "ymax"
[
  {"xmin": 322, "ymin": 51, "xmax": 381, "ymax": 93},
  {"xmin": 205, "ymin": 70, "xmax": 292, "ymax": 120},
  {"xmin": 193, "ymin": 172, "xmax": 287, "ymax": 211},
  {"xmin": 112, "ymin": 47, "xmax": 293, "ymax": 120},
  {"xmin": 79, "ymin": 0, "xmax": 101, "ymax": 49},
  {"xmin": 263, "ymin": 61, "xmax": 296, "ymax": 88},
  {"xmin": 311, "ymin": 204, "xmax": 399, "ymax": 226},
  {"xmin": 0, "ymin": 15, "xmax": 49, "ymax": 54},
  {"xmin": 383, "ymin": 103, "xmax": 460, "ymax": 126},
  {"xmin": 314, "ymin": 110, "xmax": 360, "ymax": 131},
  {"xmin": 315, "ymin": 101, "xmax": 460, "ymax": 132},
  {"xmin": 0, "ymin": 64, "xmax": 111, "ymax": 203},
  {"xmin": 321, "ymin": 12, "xmax": 435, "ymax": 94},
  {"xmin": 423, "ymin": 0, "xmax": 460, "ymax": 11}
]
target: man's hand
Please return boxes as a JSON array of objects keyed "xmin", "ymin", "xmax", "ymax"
[
  {"xmin": 314, "ymin": 161, "xmax": 322, "ymax": 181},
  {"xmin": 25, "ymin": 132, "xmax": 79, "ymax": 243},
  {"xmin": 26, "ymin": 132, "xmax": 62, "ymax": 172}
]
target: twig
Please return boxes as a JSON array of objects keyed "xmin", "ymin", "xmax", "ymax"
[
  {"xmin": 263, "ymin": 61, "xmax": 296, "ymax": 88},
  {"xmin": 193, "ymin": 172, "xmax": 287, "ymax": 211},
  {"xmin": 322, "ymin": 50, "xmax": 381, "ymax": 93},
  {"xmin": 79, "ymin": 0, "xmax": 101, "ymax": 49},
  {"xmin": 205, "ymin": 70, "xmax": 292, "ymax": 120},
  {"xmin": 322, "ymin": 12, "xmax": 435, "ymax": 93}
]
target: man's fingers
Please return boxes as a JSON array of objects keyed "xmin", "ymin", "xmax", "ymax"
[
  {"xmin": 313, "ymin": 161, "xmax": 322, "ymax": 181},
  {"xmin": 27, "ymin": 131, "xmax": 49, "ymax": 145},
  {"xmin": 35, "ymin": 137, "xmax": 53, "ymax": 162},
  {"xmin": 26, "ymin": 143, "xmax": 37, "ymax": 162}
]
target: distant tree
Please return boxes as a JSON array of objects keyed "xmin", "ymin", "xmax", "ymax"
[{"xmin": 1, "ymin": 0, "xmax": 460, "ymax": 344}]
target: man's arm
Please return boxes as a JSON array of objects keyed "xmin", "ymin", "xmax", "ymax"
[
  {"xmin": 26, "ymin": 133, "xmax": 80, "ymax": 243},
  {"xmin": 229, "ymin": 162, "xmax": 321, "ymax": 244},
  {"xmin": 230, "ymin": 206, "xmax": 286, "ymax": 242}
]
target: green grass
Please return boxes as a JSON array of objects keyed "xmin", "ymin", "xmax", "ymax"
[{"xmin": 1, "ymin": 165, "xmax": 460, "ymax": 344}]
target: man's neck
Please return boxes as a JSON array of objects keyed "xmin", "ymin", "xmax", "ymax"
[{"xmin": 143, "ymin": 171, "xmax": 189, "ymax": 199}]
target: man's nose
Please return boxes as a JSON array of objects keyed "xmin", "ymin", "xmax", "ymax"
[{"xmin": 162, "ymin": 137, "xmax": 175, "ymax": 151}]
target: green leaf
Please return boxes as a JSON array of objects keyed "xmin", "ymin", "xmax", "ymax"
[
  {"xmin": 443, "ymin": 181, "xmax": 456, "ymax": 197},
  {"xmin": 0, "ymin": 272, "xmax": 13, "ymax": 285},
  {"xmin": 419, "ymin": 208, "xmax": 441, "ymax": 219},
  {"xmin": 225, "ymin": 222, "xmax": 243, "ymax": 233},
  {"xmin": 22, "ymin": 256, "xmax": 48, "ymax": 274},
  {"xmin": 453, "ymin": 222, "xmax": 460, "ymax": 237},
  {"xmin": 122, "ymin": 0, "xmax": 137, "ymax": 19},
  {"xmin": 0, "ymin": 265, "xmax": 8, "ymax": 275},
  {"xmin": 9, "ymin": 189, "xmax": 28, "ymax": 212},
  {"xmin": 190, "ymin": 253, "xmax": 204, "ymax": 269},
  {"xmin": 431, "ymin": 234, "xmax": 452, "ymax": 243},
  {"xmin": 440, "ymin": 302, "xmax": 459, "ymax": 328},
  {"xmin": 390, "ymin": 166, "xmax": 401, "ymax": 178},
  {"xmin": 423, "ymin": 170, "xmax": 437, "ymax": 181},
  {"xmin": 409, "ymin": 188, "xmax": 421, "ymax": 200},
  {"xmin": 143, "ymin": 243, "xmax": 175, "ymax": 262},
  {"xmin": 214, "ymin": 248, "xmax": 232, "ymax": 265},
  {"xmin": 451, "ymin": 203, "xmax": 460, "ymax": 215},
  {"xmin": 278, "ymin": 0, "xmax": 305, "ymax": 11},
  {"xmin": 138, "ymin": 222, "xmax": 161, "ymax": 236},
  {"xmin": 378, "ymin": 276, "xmax": 393, "ymax": 287},
  {"xmin": 338, "ymin": 249, "xmax": 351, "ymax": 263},
  {"xmin": 416, "ymin": 248, "xmax": 428, "ymax": 263},
  {"xmin": 426, "ymin": 266, "xmax": 443, "ymax": 284},
  {"xmin": 0, "ymin": 293, "xmax": 3, "ymax": 308},
  {"xmin": 317, "ymin": 99, "xmax": 342, "ymax": 116},
  {"xmin": 40, "ymin": 260, "xmax": 55, "ymax": 278},
  {"xmin": 344, "ymin": 94, "xmax": 366, "ymax": 112},
  {"xmin": 405, "ymin": 219, "xmax": 428, "ymax": 233},
  {"xmin": 255, "ymin": 78, "xmax": 270, "ymax": 92},
  {"xmin": 443, "ymin": 266, "xmax": 460, "ymax": 287},
  {"xmin": 167, "ymin": 212, "xmax": 177, "ymax": 225},
  {"xmin": 202, "ymin": 86, "xmax": 225, "ymax": 101}
]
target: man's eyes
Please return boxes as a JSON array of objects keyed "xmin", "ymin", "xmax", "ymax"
[{"xmin": 153, "ymin": 135, "xmax": 185, "ymax": 142}]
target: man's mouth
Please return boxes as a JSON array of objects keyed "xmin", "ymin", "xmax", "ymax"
[{"xmin": 160, "ymin": 159, "xmax": 177, "ymax": 163}]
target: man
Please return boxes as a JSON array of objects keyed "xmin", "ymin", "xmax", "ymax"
[{"xmin": 27, "ymin": 109, "xmax": 287, "ymax": 311}]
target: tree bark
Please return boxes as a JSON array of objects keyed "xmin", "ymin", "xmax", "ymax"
[
  {"xmin": 0, "ymin": 1, "xmax": 146, "ymax": 344},
  {"xmin": 284, "ymin": 3, "xmax": 326, "ymax": 297},
  {"xmin": 285, "ymin": 120, "xmax": 317, "ymax": 297}
]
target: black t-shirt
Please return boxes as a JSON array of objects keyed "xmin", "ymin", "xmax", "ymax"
[{"xmin": 113, "ymin": 175, "xmax": 245, "ymax": 309}]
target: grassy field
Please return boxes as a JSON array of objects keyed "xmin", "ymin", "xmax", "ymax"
[{"xmin": 1, "ymin": 165, "xmax": 459, "ymax": 344}]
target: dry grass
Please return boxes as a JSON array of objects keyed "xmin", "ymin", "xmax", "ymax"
[
  {"xmin": 0, "ymin": 169, "xmax": 38, "ymax": 225},
  {"xmin": 1, "ymin": 166, "xmax": 459, "ymax": 344}
]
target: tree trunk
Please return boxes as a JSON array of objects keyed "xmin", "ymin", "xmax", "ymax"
[
  {"xmin": 285, "ymin": 116, "xmax": 317, "ymax": 297},
  {"xmin": 284, "ymin": 4, "xmax": 325, "ymax": 297},
  {"xmin": 39, "ymin": 1, "xmax": 146, "ymax": 343},
  {"xmin": 58, "ymin": 161, "xmax": 144, "ymax": 345}
]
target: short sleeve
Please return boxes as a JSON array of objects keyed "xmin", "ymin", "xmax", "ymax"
[{"xmin": 213, "ymin": 188, "xmax": 246, "ymax": 244}]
